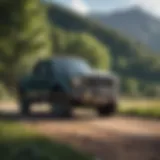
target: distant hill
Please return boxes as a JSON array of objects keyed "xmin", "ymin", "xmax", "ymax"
[
  {"xmin": 45, "ymin": 3, "xmax": 160, "ymax": 96},
  {"xmin": 89, "ymin": 6, "xmax": 160, "ymax": 53}
]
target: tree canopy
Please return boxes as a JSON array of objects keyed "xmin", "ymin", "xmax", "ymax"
[
  {"xmin": 52, "ymin": 27, "xmax": 111, "ymax": 70},
  {"xmin": 0, "ymin": 0, "xmax": 51, "ymax": 89}
]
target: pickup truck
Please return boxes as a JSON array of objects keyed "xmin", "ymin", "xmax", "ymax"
[{"xmin": 17, "ymin": 56, "xmax": 119, "ymax": 117}]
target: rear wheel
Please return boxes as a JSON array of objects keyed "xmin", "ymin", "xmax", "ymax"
[
  {"xmin": 97, "ymin": 102, "xmax": 117, "ymax": 117},
  {"xmin": 51, "ymin": 85, "xmax": 72, "ymax": 118},
  {"xmin": 18, "ymin": 88, "xmax": 31, "ymax": 116}
]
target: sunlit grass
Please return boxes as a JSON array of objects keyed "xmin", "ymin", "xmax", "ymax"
[
  {"xmin": 119, "ymin": 98, "xmax": 160, "ymax": 118},
  {"xmin": 120, "ymin": 97, "xmax": 160, "ymax": 109},
  {"xmin": 0, "ymin": 122, "xmax": 93, "ymax": 160}
]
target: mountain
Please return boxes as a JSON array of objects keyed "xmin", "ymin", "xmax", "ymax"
[
  {"xmin": 89, "ymin": 6, "xmax": 160, "ymax": 53},
  {"xmin": 46, "ymin": 3, "xmax": 160, "ymax": 96}
]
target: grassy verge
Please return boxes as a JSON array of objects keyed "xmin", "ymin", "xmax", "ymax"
[
  {"xmin": 0, "ymin": 122, "xmax": 93, "ymax": 160},
  {"xmin": 119, "ymin": 98, "xmax": 160, "ymax": 119},
  {"xmin": 119, "ymin": 107, "xmax": 160, "ymax": 119}
]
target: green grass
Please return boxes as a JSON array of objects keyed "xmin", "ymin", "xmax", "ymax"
[
  {"xmin": 0, "ymin": 122, "xmax": 93, "ymax": 160},
  {"xmin": 119, "ymin": 98, "xmax": 160, "ymax": 118},
  {"xmin": 119, "ymin": 107, "xmax": 160, "ymax": 119}
]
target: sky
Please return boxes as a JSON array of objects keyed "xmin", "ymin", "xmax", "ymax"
[{"xmin": 52, "ymin": 0, "xmax": 160, "ymax": 16}]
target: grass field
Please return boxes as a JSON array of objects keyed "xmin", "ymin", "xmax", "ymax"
[
  {"xmin": 119, "ymin": 98, "xmax": 160, "ymax": 118},
  {"xmin": 0, "ymin": 122, "xmax": 93, "ymax": 160}
]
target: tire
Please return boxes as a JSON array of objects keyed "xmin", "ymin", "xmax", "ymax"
[
  {"xmin": 51, "ymin": 85, "xmax": 72, "ymax": 118},
  {"xmin": 18, "ymin": 87, "xmax": 31, "ymax": 116},
  {"xmin": 97, "ymin": 102, "xmax": 117, "ymax": 117},
  {"xmin": 20, "ymin": 100, "xmax": 31, "ymax": 116}
]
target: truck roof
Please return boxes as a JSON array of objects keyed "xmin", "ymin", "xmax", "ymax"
[
  {"xmin": 38, "ymin": 56, "xmax": 84, "ymax": 63},
  {"xmin": 52, "ymin": 55, "xmax": 84, "ymax": 61}
]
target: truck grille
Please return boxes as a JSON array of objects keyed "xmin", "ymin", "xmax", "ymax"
[{"xmin": 85, "ymin": 77, "xmax": 114, "ymax": 87}]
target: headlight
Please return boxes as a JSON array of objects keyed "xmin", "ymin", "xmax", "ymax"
[{"xmin": 72, "ymin": 77, "xmax": 82, "ymax": 86}]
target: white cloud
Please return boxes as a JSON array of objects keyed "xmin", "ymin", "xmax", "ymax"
[
  {"xmin": 70, "ymin": 0, "xmax": 89, "ymax": 15},
  {"xmin": 129, "ymin": 0, "xmax": 160, "ymax": 16}
]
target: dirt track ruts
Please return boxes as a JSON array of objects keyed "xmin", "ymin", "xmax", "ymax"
[{"xmin": 0, "ymin": 103, "xmax": 160, "ymax": 160}]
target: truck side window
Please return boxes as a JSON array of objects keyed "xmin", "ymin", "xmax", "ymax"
[
  {"xmin": 33, "ymin": 62, "xmax": 53, "ymax": 78},
  {"xmin": 45, "ymin": 63, "xmax": 54, "ymax": 78},
  {"xmin": 33, "ymin": 62, "xmax": 47, "ymax": 77}
]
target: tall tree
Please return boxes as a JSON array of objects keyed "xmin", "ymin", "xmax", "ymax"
[{"xmin": 0, "ymin": 0, "xmax": 51, "ymax": 89}]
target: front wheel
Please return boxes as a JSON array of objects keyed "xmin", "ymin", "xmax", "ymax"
[
  {"xmin": 19, "ymin": 99, "xmax": 31, "ymax": 116},
  {"xmin": 96, "ymin": 102, "xmax": 117, "ymax": 117},
  {"xmin": 18, "ymin": 87, "xmax": 31, "ymax": 116}
]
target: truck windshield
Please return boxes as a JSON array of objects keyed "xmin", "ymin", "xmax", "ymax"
[{"xmin": 53, "ymin": 58, "xmax": 92, "ymax": 74}]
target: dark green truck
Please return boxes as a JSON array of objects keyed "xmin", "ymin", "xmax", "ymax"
[{"xmin": 17, "ymin": 56, "xmax": 119, "ymax": 117}]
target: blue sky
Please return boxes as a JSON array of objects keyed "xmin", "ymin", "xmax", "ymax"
[{"xmin": 51, "ymin": 0, "xmax": 160, "ymax": 16}]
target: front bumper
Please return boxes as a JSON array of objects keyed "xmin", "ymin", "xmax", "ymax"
[{"xmin": 71, "ymin": 88, "xmax": 117, "ymax": 105}]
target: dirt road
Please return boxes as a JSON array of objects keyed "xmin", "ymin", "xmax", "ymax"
[{"xmin": 0, "ymin": 103, "xmax": 160, "ymax": 160}]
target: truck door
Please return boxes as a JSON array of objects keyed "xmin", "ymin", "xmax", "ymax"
[{"xmin": 30, "ymin": 61, "xmax": 52, "ymax": 90}]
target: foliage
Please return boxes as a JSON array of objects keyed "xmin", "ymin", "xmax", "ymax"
[
  {"xmin": 119, "ymin": 107, "xmax": 160, "ymax": 119},
  {"xmin": 52, "ymin": 27, "xmax": 111, "ymax": 70},
  {"xmin": 124, "ymin": 78, "xmax": 140, "ymax": 96},
  {"xmin": 0, "ymin": 83, "xmax": 10, "ymax": 99},
  {"xmin": 119, "ymin": 98, "xmax": 160, "ymax": 118},
  {"xmin": 0, "ymin": 0, "xmax": 51, "ymax": 90}
]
